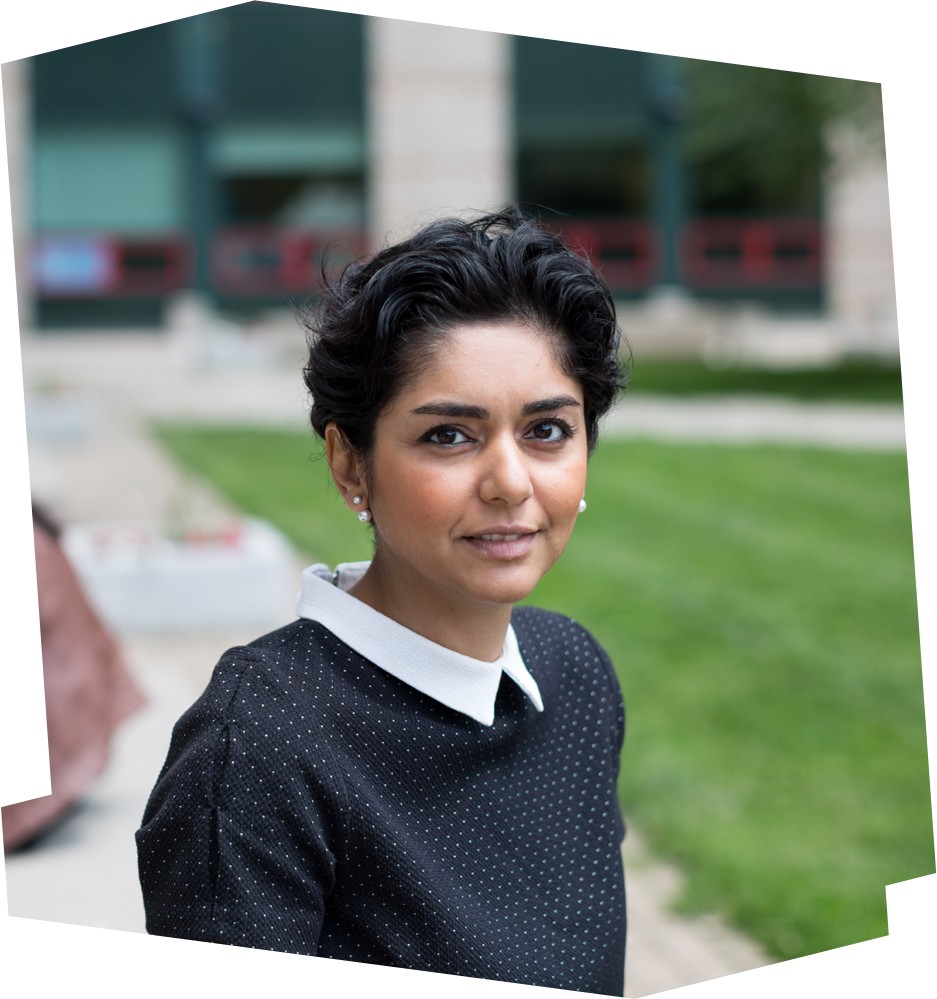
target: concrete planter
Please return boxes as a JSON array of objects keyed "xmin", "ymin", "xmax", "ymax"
[{"xmin": 63, "ymin": 517, "xmax": 296, "ymax": 635}]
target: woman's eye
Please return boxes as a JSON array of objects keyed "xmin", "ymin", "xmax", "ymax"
[
  {"xmin": 528, "ymin": 421, "xmax": 568, "ymax": 442},
  {"xmin": 428, "ymin": 427, "xmax": 470, "ymax": 446}
]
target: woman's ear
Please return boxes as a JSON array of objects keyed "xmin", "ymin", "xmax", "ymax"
[{"xmin": 325, "ymin": 423, "xmax": 365, "ymax": 511}]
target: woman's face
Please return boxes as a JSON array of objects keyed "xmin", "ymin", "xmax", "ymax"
[{"xmin": 363, "ymin": 321, "xmax": 589, "ymax": 608}]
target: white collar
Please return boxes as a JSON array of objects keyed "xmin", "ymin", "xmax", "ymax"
[{"xmin": 294, "ymin": 562, "xmax": 544, "ymax": 727}]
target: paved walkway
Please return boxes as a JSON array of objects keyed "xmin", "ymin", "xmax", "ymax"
[
  {"xmin": 20, "ymin": 327, "xmax": 910, "ymax": 996},
  {"xmin": 604, "ymin": 393, "xmax": 904, "ymax": 450}
]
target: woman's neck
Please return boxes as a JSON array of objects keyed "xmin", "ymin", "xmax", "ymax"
[{"xmin": 348, "ymin": 551, "xmax": 513, "ymax": 663}]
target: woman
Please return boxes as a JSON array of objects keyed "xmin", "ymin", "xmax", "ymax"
[{"xmin": 137, "ymin": 209, "xmax": 629, "ymax": 995}]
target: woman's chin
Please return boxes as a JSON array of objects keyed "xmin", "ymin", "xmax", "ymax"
[{"xmin": 457, "ymin": 562, "xmax": 548, "ymax": 607}]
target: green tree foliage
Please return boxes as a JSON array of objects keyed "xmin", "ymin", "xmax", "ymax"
[{"xmin": 677, "ymin": 60, "xmax": 884, "ymax": 214}]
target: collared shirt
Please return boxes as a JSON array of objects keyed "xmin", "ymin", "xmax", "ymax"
[
  {"xmin": 138, "ymin": 601, "xmax": 626, "ymax": 993},
  {"xmin": 294, "ymin": 561, "xmax": 544, "ymax": 727}
]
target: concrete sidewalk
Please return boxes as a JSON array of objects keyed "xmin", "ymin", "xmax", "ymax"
[{"xmin": 28, "ymin": 328, "xmax": 891, "ymax": 995}]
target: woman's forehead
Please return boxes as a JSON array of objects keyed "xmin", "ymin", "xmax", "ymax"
[
  {"xmin": 441, "ymin": 319, "xmax": 552, "ymax": 348},
  {"xmin": 400, "ymin": 322, "xmax": 581, "ymax": 405}
]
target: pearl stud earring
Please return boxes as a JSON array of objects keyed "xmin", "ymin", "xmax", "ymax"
[
  {"xmin": 352, "ymin": 496, "xmax": 362, "ymax": 505},
  {"xmin": 579, "ymin": 499, "xmax": 587, "ymax": 513},
  {"xmin": 358, "ymin": 510, "xmax": 371, "ymax": 523}
]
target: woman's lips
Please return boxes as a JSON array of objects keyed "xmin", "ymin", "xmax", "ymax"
[{"xmin": 464, "ymin": 532, "xmax": 538, "ymax": 560}]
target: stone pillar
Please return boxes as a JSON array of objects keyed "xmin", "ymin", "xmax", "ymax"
[
  {"xmin": 647, "ymin": 53, "xmax": 688, "ymax": 290},
  {"xmin": 2, "ymin": 58, "xmax": 33, "ymax": 331},
  {"xmin": 824, "ymin": 124, "xmax": 898, "ymax": 356},
  {"xmin": 367, "ymin": 17, "xmax": 512, "ymax": 249}
]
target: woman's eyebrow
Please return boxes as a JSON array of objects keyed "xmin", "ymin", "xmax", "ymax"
[
  {"xmin": 522, "ymin": 395, "xmax": 581, "ymax": 415},
  {"xmin": 411, "ymin": 396, "xmax": 581, "ymax": 419},
  {"xmin": 411, "ymin": 402, "xmax": 491, "ymax": 419}
]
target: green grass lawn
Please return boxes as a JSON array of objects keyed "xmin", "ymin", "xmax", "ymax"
[
  {"xmin": 155, "ymin": 424, "xmax": 933, "ymax": 962},
  {"xmin": 625, "ymin": 361, "xmax": 904, "ymax": 401}
]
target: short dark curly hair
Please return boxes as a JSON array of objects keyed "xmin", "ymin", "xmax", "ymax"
[{"xmin": 301, "ymin": 208, "xmax": 628, "ymax": 464}]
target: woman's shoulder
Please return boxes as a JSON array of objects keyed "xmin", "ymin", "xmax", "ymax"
[
  {"xmin": 149, "ymin": 620, "xmax": 350, "ymax": 794},
  {"xmin": 191, "ymin": 618, "xmax": 346, "ymax": 721},
  {"xmin": 139, "ymin": 619, "xmax": 352, "ymax": 852}
]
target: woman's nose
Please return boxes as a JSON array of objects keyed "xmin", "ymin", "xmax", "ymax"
[{"xmin": 478, "ymin": 434, "xmax": 533, "ymax": 507}]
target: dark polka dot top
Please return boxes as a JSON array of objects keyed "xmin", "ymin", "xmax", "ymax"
[{"xmin": 136, "ymin": 605, "xmax": 627, "ymax": 996}]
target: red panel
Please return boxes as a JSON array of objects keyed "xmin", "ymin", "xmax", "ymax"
[
  {"xmin": 35, "ymin": 220, "xmax": 821, "ymax": 300},
  {"xmin": 544, "ymin": 219, "xmax": 660, "ymax": 293},
  {"xmin": 115, "ymin": 238, "xmax": 189, "ymax": 296},
  {"xmin": 211, "ymin": 226, "xmax": 368, "ymax": 297},
  {"xmin": 682, "ymin": 218, "xmax": 821, "ymax": 291}
]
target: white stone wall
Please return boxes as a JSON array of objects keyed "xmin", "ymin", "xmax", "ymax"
[
  {"xmin": 824, "ymin": 126, "xmax": 899, "ymax": 355},
  {"xmin": 826, "ymin": 158, "xmax": 897, "ymax": 323},
  {"xmin": 366, "ymin": 18, "xmax": 513, "ymax": 249},
  {"xmin": 2, "ymin": 58, "xmax": 32, "ymax": 329}
]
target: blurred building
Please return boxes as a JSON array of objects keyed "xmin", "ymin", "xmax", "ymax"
[{"xmin": 6, "ymin": 2, "xmax": 897, "ymax": 358}]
